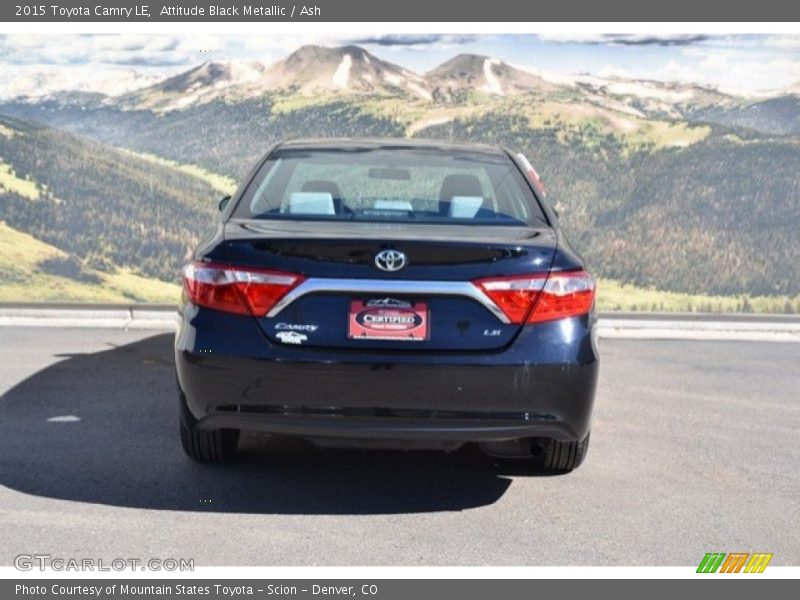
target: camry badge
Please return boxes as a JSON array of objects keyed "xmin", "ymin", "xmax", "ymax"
[{"xmin": 374, "ymin": 249, "xmax": 407, "ymax": 272}]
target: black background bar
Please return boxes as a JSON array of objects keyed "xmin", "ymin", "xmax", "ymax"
[{"xmin": 3, "ymin": 0, "xmax": 800, "ymax": 22}]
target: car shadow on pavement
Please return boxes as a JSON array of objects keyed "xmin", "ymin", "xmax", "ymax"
[{"xmin": 0, "ymin": 332, "xmax": 535, "ymax": 515}]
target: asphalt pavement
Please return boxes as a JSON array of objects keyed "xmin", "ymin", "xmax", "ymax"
[{"xmin": 0, "ymin": 327, "xmax": 798, "ymax": 566}]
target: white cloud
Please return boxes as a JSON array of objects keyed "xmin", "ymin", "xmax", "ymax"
[
  {"xmin": 764, "ymin": 35, "xmax": 800, "ymax": 50},
  {"xmin": 597, "ymin": 65, "xmax": 633, "ymax": 79},
  {"xmin": 0, "ymin": 63, "xmax": 175, "ymax": 99},
  {"xmin": 0, "ymin": 34, "xmax": 212, "ymax": 67},
  {"xmin": 243, "ymin": 34, "xmax": 342, "ymax": 55},
  {"xmin": 348, "ymin": 34, "xmax": 482, "ymax": 52},
  {"xmin": 658, "ymin": 51, "xmax": 800, "ymax": 95}
]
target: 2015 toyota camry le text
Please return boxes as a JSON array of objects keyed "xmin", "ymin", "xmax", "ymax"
[{"xmin": 174, "ymin": 138, "xmax": 598, "ymax": 471}]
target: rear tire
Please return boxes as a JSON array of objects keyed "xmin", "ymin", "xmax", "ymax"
[
  {"xmin": 541, "ymin": 432, "xmax": 590, "ymax": 472},
  {"xmin": 178, "ymin": 388, "xmax": 239, "ymax": 462}
]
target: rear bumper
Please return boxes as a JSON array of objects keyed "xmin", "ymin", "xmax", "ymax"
[
  {"xmin": 197, "ymin": 412, "xmax": 577, "ymax": 443},
  {"xmin": 175, "ymin": 305, "xmax": 599, "ymax": 442}
]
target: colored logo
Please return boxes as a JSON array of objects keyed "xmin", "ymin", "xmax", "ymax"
[
  {"xmin": 697, "ymin": 552, "xmax": 773, "ymax": 573},
  {"xmin": 348, "ymin": 300, "xmax": 429, "ymax": 341}
]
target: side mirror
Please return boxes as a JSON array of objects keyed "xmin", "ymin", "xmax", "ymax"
[{"xmin": 218, "ymin": 195, "xmax": 231, "ymax": 212}]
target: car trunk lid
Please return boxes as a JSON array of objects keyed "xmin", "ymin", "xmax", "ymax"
[{"xmin": 208, "ymin": 219, "xmax": 557, "ymax": 351}]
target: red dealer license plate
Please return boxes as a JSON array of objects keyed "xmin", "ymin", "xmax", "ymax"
[{"xmin": 348, "ymin": 299, "xmax": 429, "ymax": 342}]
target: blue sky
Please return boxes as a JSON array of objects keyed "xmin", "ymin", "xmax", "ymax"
[{"xmin": 1, "ymin": 33, "xmax": 799, "ymax": 97}]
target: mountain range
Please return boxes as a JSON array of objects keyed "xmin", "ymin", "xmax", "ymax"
[
  {"xmin": 40, "ymin": 45, "xmax": 796, "ymax": 127},
  {"xmin": 12, "ymin": 45, "xmax": 790, "ymax": 120},
  {"xmin": 1, "ymin": 45, "xmax": 799, "ymax": 306}
]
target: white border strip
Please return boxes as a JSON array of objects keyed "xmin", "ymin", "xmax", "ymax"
[
  {"xmin": 1, "ymin": 566, "xmax": 799, "ymax": 579},
  {"xmin": 1, "ymin": 22, "xmax": 799, "ymax": 34}
]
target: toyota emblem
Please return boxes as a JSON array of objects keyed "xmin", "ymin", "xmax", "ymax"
[{"xmin": 374, "ymin": 249, "xmax": 407, "ymax": 272}]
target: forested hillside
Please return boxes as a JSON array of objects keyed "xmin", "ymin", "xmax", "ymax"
[
  {"xmin": 0, "ymin": 99, "xmax": 404, "ymax": 178},
  {"xmin": 0, "ymin": 115, "xmax": 219, "ymax": 284},
  {"xmin": 415, "ymin": 114, "xmax": 800, "ymax": 296},
  {"xmin": 689, "ymin": 96, "xmax": 800, "ymax": 136}
]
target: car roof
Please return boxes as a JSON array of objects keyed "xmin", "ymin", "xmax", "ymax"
[{"xmin": 276, "ymin": 137, "xmax": 508, "ymax": 156}]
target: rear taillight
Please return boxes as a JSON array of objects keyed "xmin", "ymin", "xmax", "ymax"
[
  {"xmin": 474, "ymin": 270, "xmax": 595, "ymax": 324},
  {"xmin": 183, "ymin": 262, "xmax": 304, "ymax": 317},
  {"xmin": 529, "ymin": 270, "xmax": 596, "ymax": 323},
  {"xmin": 474, "ymin": 274, "xmax": 547, "ymax": 324}
]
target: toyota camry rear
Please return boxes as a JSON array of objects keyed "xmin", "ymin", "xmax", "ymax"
[{"xmin": 174, "ymin": 138, "xmax": 598, "ymax": 471}]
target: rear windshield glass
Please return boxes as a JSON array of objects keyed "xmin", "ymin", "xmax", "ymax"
[{"xmin": 233, "ymin": 146, "xmax": 546, "ymax": 226}]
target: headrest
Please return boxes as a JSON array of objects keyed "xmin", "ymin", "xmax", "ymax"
[
  {"xmin": 439, "ymin": 173, "xmax": 483, "ymax": 200},
  {"xmin": 301, "ymin": 180, "xmax": 341, "ymax": 199}
]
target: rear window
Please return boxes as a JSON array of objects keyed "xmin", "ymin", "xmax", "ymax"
[{"xmin": 233, "ymin": 146, "xmax": 546, "ymax": 226}]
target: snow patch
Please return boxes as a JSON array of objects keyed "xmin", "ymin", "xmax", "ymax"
[
  {"xmin": 590, "ymin": 95, "xmax": 646, "ymax": 118},
  {"xmin": 513, "ymin": 63, "xmax": 705, "ymax": 102},
  {"xmin": 382, "ymin": 71, "xmax": 403, "ymax": 86},
  {"xmin": 332, "ymin": 55, "xmax": 352, "ymax": 89},
  {"xmin": 225, "ymin": 62, "xmax": 264, "ymax": 84},
  {"xmin": 169, "ymin": 94, "xmax": 202, "ymax": 110},
  {"xmin": 481, "ymin": 58, "xmax": 504, "ymax": 96},
  {"xmin": 606, "ymin": 81, "xmax": 695, "ymax": 102},
  {"xmin": 417, "ymin": 116, "xmax": 453, "ymax": 128},
  {"xmin": 408, "ymin": 82, "xmax": 432, "ymax": 100},
  {"xmin": 408, "ymin": 115, "xmax": 454, "ymax": 136},
  {"xmin": 613, "ymin": 117, "xmax": 637, "ymax": 132}
]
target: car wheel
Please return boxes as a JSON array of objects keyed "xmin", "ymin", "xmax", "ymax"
[
  {"xmin": 178, "ymin": 388, "xmax": 239, "ymax": 462},
  {"xmin": 541, "ymin": 432, "xmax": 590, "ymax": 472}
]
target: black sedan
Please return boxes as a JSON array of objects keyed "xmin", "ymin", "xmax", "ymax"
[{"xmin": 175, "ymin": 138, "xmax": 598, "ymax": 471}]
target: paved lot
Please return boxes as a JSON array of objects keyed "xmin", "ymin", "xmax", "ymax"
[{"xmin": 0, "ymin": 327, "xmax": 798, "ymax": 566}]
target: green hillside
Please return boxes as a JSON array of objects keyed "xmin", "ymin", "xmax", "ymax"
[
  {"xmin": 0, "ymin": 221, "xmax": 179, "ymax": 302},
  {"xmin": 0, "ymin": 114, "xmax": 220, "ymax": 286}
]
